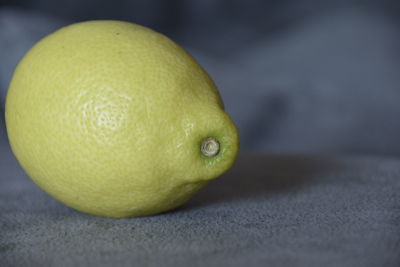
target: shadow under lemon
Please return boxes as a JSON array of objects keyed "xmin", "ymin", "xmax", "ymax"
[{"xmin": 178, "ymin": 154, "xmax": 351, "ymax": 211}]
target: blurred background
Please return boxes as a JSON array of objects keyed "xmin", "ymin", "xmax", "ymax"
[{"xmin": 1, "ymin": 0, "xmax": 400, "ymax": 156}]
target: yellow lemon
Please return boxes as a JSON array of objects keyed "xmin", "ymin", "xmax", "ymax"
[{"xmin": 5, "ymin": 21, "xmax": 239, "ymax": 218}]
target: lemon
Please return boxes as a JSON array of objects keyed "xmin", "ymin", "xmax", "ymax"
[{"xmin": 5, "ymin": 20, "xmax": 239, "ymax": 218}]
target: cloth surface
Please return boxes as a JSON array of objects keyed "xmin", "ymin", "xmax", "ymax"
[{"xmin": 1, "ymin": 143, "xmax": 399, "ymax": 267}]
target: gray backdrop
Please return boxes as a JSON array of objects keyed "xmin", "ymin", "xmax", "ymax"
[{"xmin": 1, "ymin": 0, "xmax": 400, "ymax": 154}]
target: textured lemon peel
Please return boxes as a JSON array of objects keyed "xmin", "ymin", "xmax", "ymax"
[{"xmin": 5, "ymin": 20, "xmax": 239, "ymax": 218}]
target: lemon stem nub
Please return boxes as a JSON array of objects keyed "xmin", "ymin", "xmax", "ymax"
[{"xmin": 201, "ymin": 137, "xmax": 220, "ymax": 157}]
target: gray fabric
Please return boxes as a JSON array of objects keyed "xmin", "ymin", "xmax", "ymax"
[
  {"xmin": 1, "ymin": 143, "xmax": 399, "ymax": 267},
  {"xmin": 0, "ymin": 109, "xmax": 5, "ymax": 143},
  {"xmin": 193, "ymin": 9, "xmax": 400, "ymax": 155}
]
